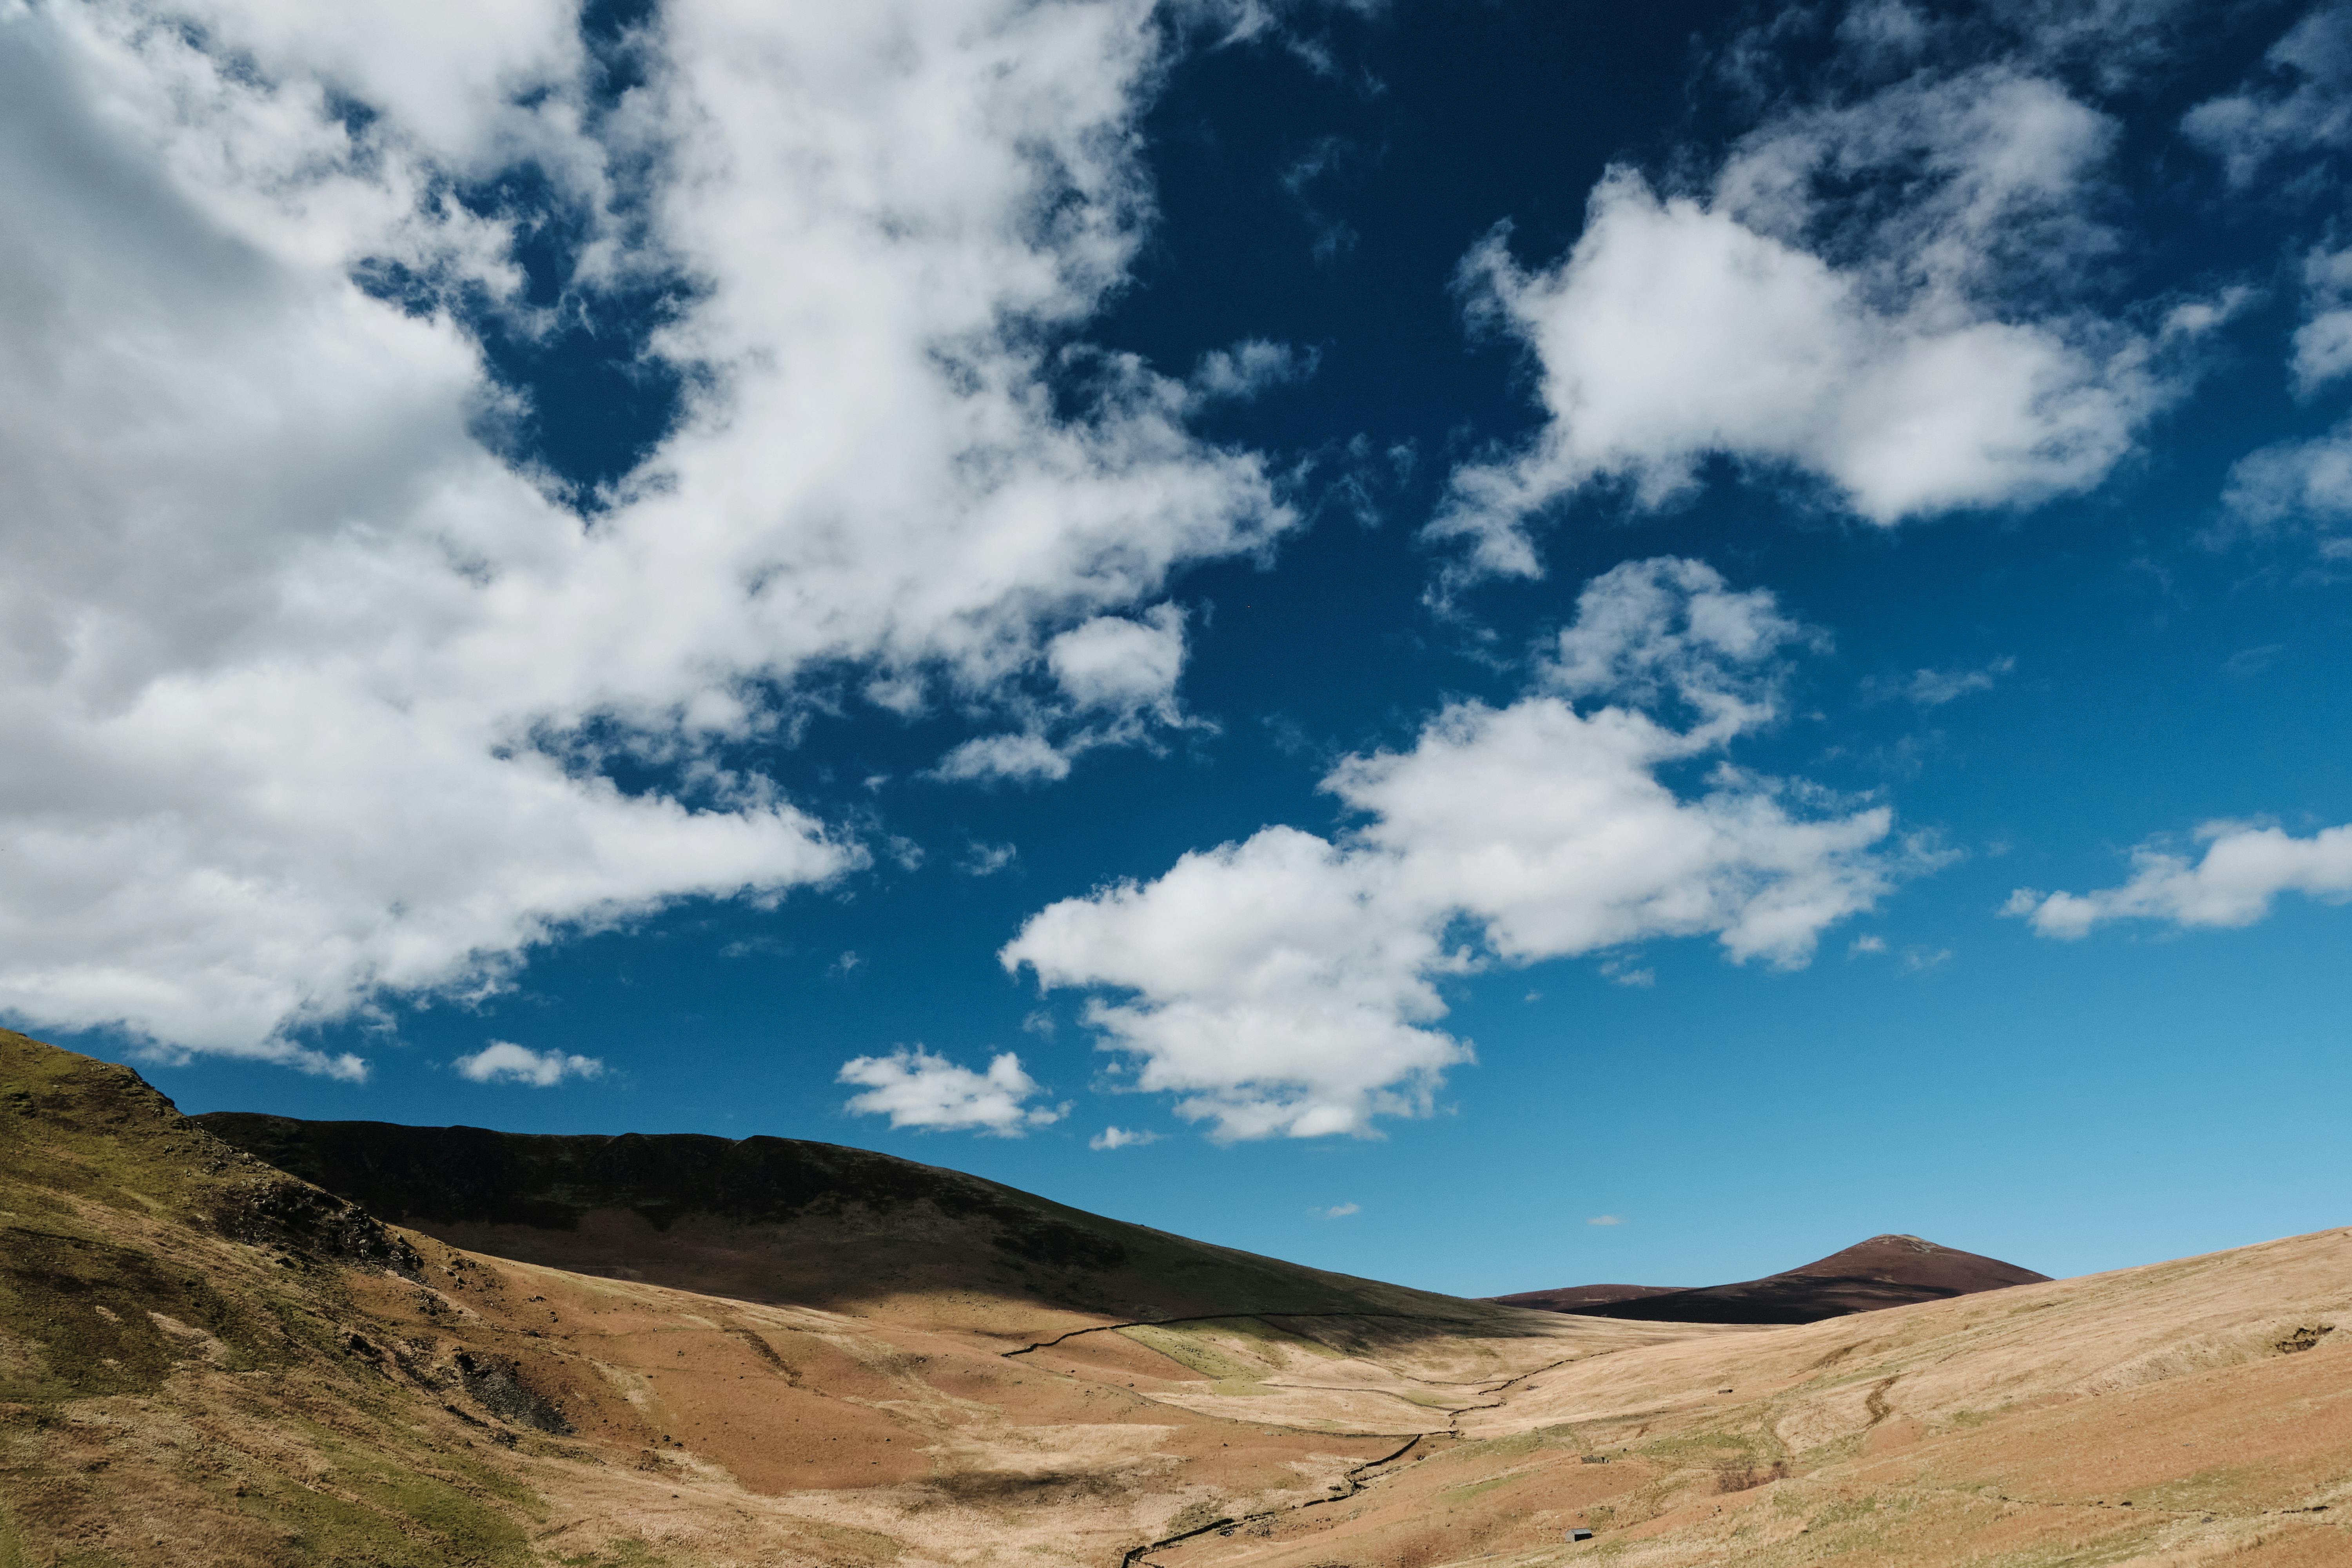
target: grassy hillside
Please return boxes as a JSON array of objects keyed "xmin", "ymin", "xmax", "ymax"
[
  {"xmin": 0, "ymin": 1029, "xmax": 545, "ymax": 1567},
  {"xmin": 193, "ymin": 1111, "xmax": 1519, "ymax": 1331},
  {"xmin": 10, "ymin": 1028, "xmax": 2346, "ymax": 1568}
]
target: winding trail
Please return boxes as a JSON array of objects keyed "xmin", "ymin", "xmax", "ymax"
[
  {"xmin": 1101, "ymin": 1316, "xmax": 1646, "ymax": 1565},
  {"xmin": 1118, "ymin": 1434, "xmax": 1426, "ymax": 1568}
]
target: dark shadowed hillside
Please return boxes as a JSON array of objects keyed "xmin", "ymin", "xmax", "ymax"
[
  {"xmin": 194, "ymin": 1111, "xmax": 1524, "ymax": 1331},
  {"xmin": 1485, "ymin": 1282, "xmax": 1690, "ymax": 1312},
  {"xmin": 1491, "ymin": 1233, "xmax": 2050, "ymax": 1324}
]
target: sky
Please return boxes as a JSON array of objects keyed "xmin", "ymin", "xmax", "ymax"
[{"xmin": 6, "ymin": 0, "xmax": 2352, "ymax": 1299}]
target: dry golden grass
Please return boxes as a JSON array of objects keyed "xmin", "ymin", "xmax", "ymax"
[{"xmin": 5, "ymin": 1028, "xmax": 2346, "ymax": 1568}]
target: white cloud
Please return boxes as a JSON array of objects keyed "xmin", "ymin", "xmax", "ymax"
[
  {"xmin": 2007, "ymin": 821, "xmax": 2352, "ymax": 938},
  {"xmin": 1004, "ymin": 559, "xmax": 1904, "ymax": 1140},
  {"xmin": 960, "ymin": 842, "xmax": 1021, "ymax": 878},
  {"xmin": 2293, "ymin": 246, "xmax": 2352, "ymax": 395},
  {"xmin": 1310, "ymin": 1202, "xmax": 1360, "ymax": 1219},
  {"xmin": 1870, "ymin": 655, "xmax": 2017, "ymax": 708},
  {"xmin": 1192, "ymin": 340, "xmax": 1312, "ymax": 401},
  {"xmin": 935, "ymin": 604, "xmax": 1203, "ymax": 782},
  {"xmin": 838, "ymin": 1046, "xmax": 1065, "ymax": 1135},
  {"xmin": 454, "ymin": 1040, "xmax": 605, "ymax": 1087},
  {"xmin": 1433, "ymin": 65, "xmax": 2182, "ymax": 579},
  {"xmin": 1049, "ymin": 606, "xmax": 1189, "ymax": 717},
  {"xmin": 2224, "ymin": 246, "xmax": 2352, "ymax": 542},
  {"xmin": 1586, "ymin": 1214, "xmax": 1624, "ymax": 1226},
  {"xmin": 931, "ymin": 732, "xmax": 1076, "ymax": 785},
  {"xmin": 2222, "ymin": 421, "xmax": 2352, "ymax": 533},
  {"xmin": 0, "ymin": 0, "xmax": 1289, "ymax": 1068},
  {"xmin": 2183, "ymin": 5, "xmax": 2352, "ymax": 185},
  {"xmin": 1090, "ymin": 1125, "xmax": 1158, "ymax": 1150},
  {"xmin": 1599, "ymin": 957, "xmax": 1655, "ymax": 988}
]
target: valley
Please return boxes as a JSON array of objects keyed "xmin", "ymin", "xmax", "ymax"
[{"xmin": 4, "ymin": 1029, "xmax": 2347, "ymax": 1568}]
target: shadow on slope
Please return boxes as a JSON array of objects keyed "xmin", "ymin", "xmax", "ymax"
[{"xmin": 193, "ymin": 1113, "xmax": 1530, "ymax": 1334}]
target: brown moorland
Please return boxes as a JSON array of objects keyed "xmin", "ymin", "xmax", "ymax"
[{"xmin": 4, "ymin": 1028, "xmax": 2347, "ymax": 1568}]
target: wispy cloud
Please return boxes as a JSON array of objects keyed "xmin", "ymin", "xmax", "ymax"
[
  {"xmin": 1090, "ymin": 1125, "xmax": 1159, "ymax": 1150},
  {"xmin": 1869, "ymin": 656, "xmax": 2017, "ymax": 708},
  {"xmin": 2222, "ymin": 644, "xmax": 2286, "ymax": 679},
  {"xmin": 1311, "ymin": 1203, "xmax": 1361, "ymax": 1220},
  {"xmin": 960, "ymin": 842, "xmax": 1020, "ymax": 878},
  {"xmin": 1586, "ymin": 1214, "xmax": 1625, "ymax": 1227}
]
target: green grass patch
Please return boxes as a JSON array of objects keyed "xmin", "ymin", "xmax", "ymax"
[
  {"xmin": 0, "ymin": 1226, "xmax": 280, "ymax": 1401},
  {"xmin": 555, "ymin": 1539, "xmax": 674, "ymax": 1568},
  {"xmin": 1118, "ymin": 1324, "xmax": 1257, "ymax": 1381},
  {"xmin": 1442, "ymin": 1472, "xmax": 1521, "ymax": 1503}
]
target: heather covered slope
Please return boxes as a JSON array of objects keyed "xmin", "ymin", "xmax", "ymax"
[
  {"xmin": 1497, "ymin": 1233, "xmax": 2049, "ymax": 1324},
  {"xmin": 193, "ymin": 1111, "xmax": 1524, "ymax": 1334}
]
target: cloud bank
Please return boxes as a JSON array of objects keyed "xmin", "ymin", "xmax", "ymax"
[
  {"xmin": 1004, "ymin": 559, "xmax": 1903, "ymax": 1141},
  {"xmin": 0, "ymin": 0, "xmax": 1287, "ymax": 1069}
]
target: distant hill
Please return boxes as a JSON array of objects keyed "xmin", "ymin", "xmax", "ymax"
[
  {"xmin": 1489, "ymin": 1234, "xmax": 2049, "ymax": 1324},
  {"xmin": 1486, "ymin": 1282, "xmax": 1691, "ymax": 1312},
  {"xmin": 194, "ymin": 1111, "xmax": 1524, "ymax": 1330}
]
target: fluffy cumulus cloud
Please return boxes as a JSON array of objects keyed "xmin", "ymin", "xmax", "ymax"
[
  {"xmin": 454, "ymin": 1041, "xmax": 606, "ymax": 1087},
  {"xmin": 2007, "ymin": 821, "xmax": 2352, "ymax": 938},
  {"xmin": 934, "ymin": 604, "xmax": 1200, "ymax": 782},
  {"xmin": 1004, "ymin": 559, "xmax": 1903, "ymax": 1141},
  {"xmin": 1433, "ymin": 62, "xmax": 2194, "ymax": 578},
  {"xmin": 0, "ymin": 0, "xmax": 1287, "ymax": 1069},
  {"xmin": 837, "ymin": 1047, "xmax": 1065, "ymax": 1134}
]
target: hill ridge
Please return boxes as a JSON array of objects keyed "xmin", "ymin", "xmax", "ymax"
[{"xmin": 192, "ymin": 1110, "xmax": 1527, "ymax": 1331}]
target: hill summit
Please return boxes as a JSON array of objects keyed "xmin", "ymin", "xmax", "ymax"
[{"xmin": 1489, "ymin": 1232, "xmax": 2049, "ymax": 1323}]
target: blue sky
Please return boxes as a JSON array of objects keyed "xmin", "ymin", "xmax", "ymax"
[{"xmin": 7, "ymin": 0, "xmax": 2352, "ymax": 1297}]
